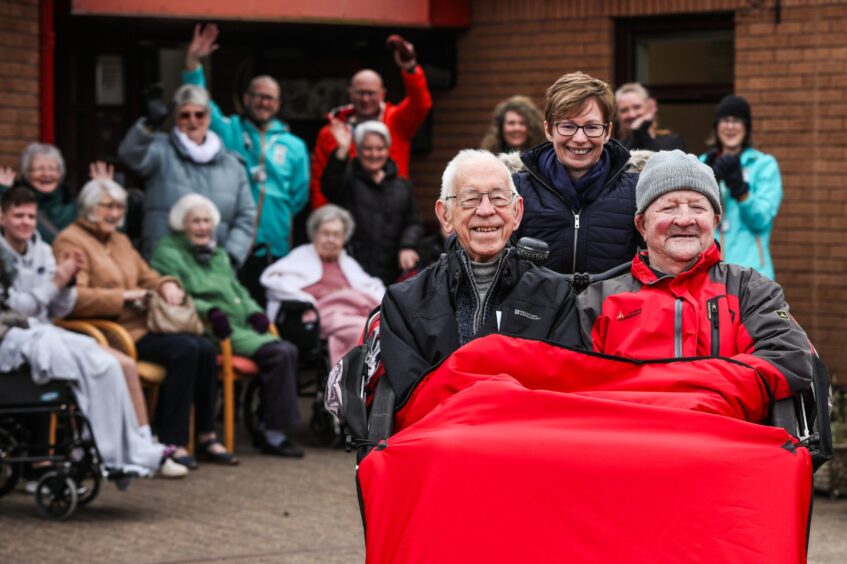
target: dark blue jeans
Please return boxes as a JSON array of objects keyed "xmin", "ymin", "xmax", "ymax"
[{"xmin": 136, "ymin": 333, "xmax": 217, "ymax": 446}]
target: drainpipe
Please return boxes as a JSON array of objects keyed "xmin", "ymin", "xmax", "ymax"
[{"xmin": 39, "ymin": 0, "xmax": 55, "ymax": 143}]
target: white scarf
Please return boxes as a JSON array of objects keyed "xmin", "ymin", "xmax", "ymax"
[{"xmin": 173, "ymin": 127, "xmax": 222, "ymax": 164}]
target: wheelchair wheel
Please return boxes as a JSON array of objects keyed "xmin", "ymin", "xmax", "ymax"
[
  {"xmin": 35, "ymin": 471, "xmax": 78, "ymax": 521},
  {"xmin": 73, "ymin": 466, "xmax": 101, "ymax": 507},
  {"xmin": 0, "ymin": 428, "xmax": 20, "ymax": 497},
  {"xmin": 242, "ymin": 379, "xmax": 263, "ymax": 447}
]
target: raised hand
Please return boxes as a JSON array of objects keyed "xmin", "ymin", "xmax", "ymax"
[
  {"xmin": 89, "ymin": 161, "xmax": 114, "ymax": 181},
  {"xmin": 0, "ymin": 166, "xmax": 16, "ymax": 187},
  {"xmin": 53, "ymin": 252, "xmax": 83, "ymax": 289},
  {"xmin": 186, "ymin": 23, "xmax": 220, "ymax": 71},
  {"xmin": 386, "ymin": 34, "xmax": 417, "ymax": 71},
  {"xmin": 330, "ymin": 117, "xmax": 353, "ymax": 159}
]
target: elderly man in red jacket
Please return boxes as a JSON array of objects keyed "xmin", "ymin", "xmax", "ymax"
[
  {"xmin": 577, "ymin": 149, "xmax": 813, "ymax": 407},
  {"xmin": 309, "ymin": 36, "xmax": 432, "ymax": 209}
]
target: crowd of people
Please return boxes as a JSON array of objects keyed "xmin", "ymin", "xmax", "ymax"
[{"xmin": 0, "ymin": 21, "xmax": 791, "ymax": 493}]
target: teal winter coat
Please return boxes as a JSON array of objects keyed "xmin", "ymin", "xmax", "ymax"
[
  {"xmin": 700, "ymin": 147, "xmax": 782, "ymax": 280},
  {"xmin": 182, "ymin": 66, "xmax": 309, "ymax": 259},
  {"xmin": 150, "ymin": 233, "xmax": 277, "ymax": 356}
]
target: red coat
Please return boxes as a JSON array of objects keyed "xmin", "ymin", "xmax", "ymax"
[
  {"xmin": 309, "ymin": 65, "xmax": 432, "ymax": 209},
  {"xmin": 577, "ymin": 243, "xmax": 813, "ymax": 403}
]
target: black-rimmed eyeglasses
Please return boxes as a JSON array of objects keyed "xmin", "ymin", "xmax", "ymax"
[{"xmin": 553, "ymin": 122, "xmax": 608, "ymax": 138}]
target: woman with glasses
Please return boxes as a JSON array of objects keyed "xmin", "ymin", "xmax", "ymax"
[
  {"xmin": 511, "ymin": 72, "xmax": 640, "ymax": 275},
  {"xmin": 118, "ymin": 84, "xmax": 256, "ymax": 265},
  {"xmin": 0, "ymin": 143, "xmax": 114, "ymax": 243},
  {"xmin": 54, "ymin": 179, "xmax": 238, "ymax": 468},
  {"xmin": 700, "ymin": 95, "xmax": 781, "ymax": 280},
  {"xmin": 320, "ymin": 120, "xmax": 423, "ymax": 285}
]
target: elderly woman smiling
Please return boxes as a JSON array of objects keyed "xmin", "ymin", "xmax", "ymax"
[
  {"xmin": 53, "ymin": 179, "xmax": 236, "ymax": 468},
  {"xmin": 118, "ymin": 84, "xmax": 256, "ymax": 264},
  {"xmin": 150, "ymin": 194, "xmax": 304, "ymax": 457},
  {"xmin": 261, "ymin": 204, "xmax": 385, "ymax": 365}
]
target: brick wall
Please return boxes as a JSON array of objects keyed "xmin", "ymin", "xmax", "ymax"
[
  {"xmin": 0, "ymin": 0, "xmax": 39, "ymax": 169},
  {"xmin": 410, "ymin": 0, "xmax": 847, "ymax": 381}
]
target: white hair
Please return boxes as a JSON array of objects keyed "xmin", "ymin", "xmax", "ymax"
[
  {"xmin": 168, "ymin": 193, "xmax": 221, "ymax": 232},
  {"xmin": 439, "ymin": 149, "xmax": 517, "ymax": 202},
  {"xmin": 306, "ymin": 204, "xmax": 355, "ymax": 244},
  {"xmin": 354, "ymin": 120, "xmax": 392, "ymax": 150},
  {"xmin": 615, "ymin": 82, "xmax": 650, "ymax": 101},
  {"xmin": 173, "ymin": 84, "xmax": 210, "ymax": 110},
  {"xmin": 20, "ymin": 142, "xmax": 65, "ymax": 184},
  {"xmin": 78, "ymin": 178, "xmax": 128, "ymax": 225}
]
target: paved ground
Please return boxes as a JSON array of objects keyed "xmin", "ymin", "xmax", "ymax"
[{"xmin": 1, "ymin": 418, "xmax": 846, "ymax": 562}]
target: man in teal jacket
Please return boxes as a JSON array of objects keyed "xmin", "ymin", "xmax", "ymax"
[{"xmin": 182, "ymin": 23, "xmax": 309, "ymax": 301}]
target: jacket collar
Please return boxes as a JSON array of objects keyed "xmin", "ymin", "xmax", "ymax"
[
  {"xmin": 75, "ymin": 217, "xmax": 114, "ymax": 243},
  {"xmin": 520, "ymin": 138, "xmax": 633, "ymax": 193},
  {"xmin": 445, "ymin": 237, "xmax": 521, "ymax": 298},
  {"xmin": 351, "ymin": 157, "xmax": 399, "ymax": 185},
  {"xmin": 631, "ymin": 242, "xmax": 721, "ymax": 284}
]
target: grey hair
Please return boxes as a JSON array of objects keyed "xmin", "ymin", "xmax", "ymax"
[
  {"xmin": 439, "ymin": 149, "xmax": 517, "ymax": 202},
  {"xmin": 306, "ymin": 204, "xmax": 355, "ymax": 244},
  {"xmin": 173, "ymin": 84, "xmax": 210, "ymax": 110},
  {"xmin": 615, "ymin": 82, "xmax": 650, "ymax": 101},
  {"xmin": 78, "ymin": 178, "xmax": 128, "ymax": 226},
  {"xmin": 354, "ymin": 120, "xmax": 392, "ymax": 150},
  {"xmin": 20, "ymin": 142, "xmax": 65, "ymax": 184},
  {"xmin": 168, "ymin": 193, "xmax": 221, "ymax": 232}
]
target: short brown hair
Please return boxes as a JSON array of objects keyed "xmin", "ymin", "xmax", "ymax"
[{"xmin": 544, "ymin": 72, "xmax": 615, "ymax": 133}]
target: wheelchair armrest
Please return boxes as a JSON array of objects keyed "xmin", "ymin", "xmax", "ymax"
[
  {"xmin": 367, "ymin": 377, "xmax": 395, "ymax": 444},
  {"xmin": 771, "ymin": 397, "xmax": 800, "ymax": 438},
  {"xmin": 278, "ymin": 300, "xmax": 318, "ymax": 314}
]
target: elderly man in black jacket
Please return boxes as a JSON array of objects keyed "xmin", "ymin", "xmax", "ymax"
[{"xmin": 380, "ymin": 149, "xmax": 581, "ymax": 407}]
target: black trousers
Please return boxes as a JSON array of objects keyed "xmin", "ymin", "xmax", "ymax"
[
  {"xmin": 136, "ymin": 333, "xmax": 218, "ymax": 446},
  {"xmin": 251, "ymin": 340, "xmax": 301, "ymax": 430}
]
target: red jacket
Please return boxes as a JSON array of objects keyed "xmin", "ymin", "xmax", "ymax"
[
  {"xmin": 577, "ymin": 243, "xmax": 813, "ymax": 403},
  {"xmin": 309, "ymin": 65, "xmax": 432, "ymax": 209}
]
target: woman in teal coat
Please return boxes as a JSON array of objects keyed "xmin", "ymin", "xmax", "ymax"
[
  {"xmin": 150, "ymin": 194, "xmax": 303, "ymax": 458},
  {"xmin": 701, "ymin": 95, "xmax": 782, "ymax": 280}
]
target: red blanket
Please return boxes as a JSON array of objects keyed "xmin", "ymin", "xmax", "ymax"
[{"xmin": 358, "ymin": 335, "xmax": 811, "ymax": 563}]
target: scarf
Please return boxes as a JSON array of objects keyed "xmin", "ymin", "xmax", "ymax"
[
  {"xmin": 192, "ymin": 240, "xmax": 217, "ymax": 265},
  {"xmin": 538, "ymin": 145, "xmax": 611, "ymax": 210},
  {"xmin": 173, "ymin": 127, "xmax": 222, "ymax": 164}
]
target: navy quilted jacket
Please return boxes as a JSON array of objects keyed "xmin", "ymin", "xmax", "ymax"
[{"xmin": 513, "ymin": 139, "xmax": 640, "ymax": 275}]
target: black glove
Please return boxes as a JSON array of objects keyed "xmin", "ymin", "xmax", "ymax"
[
  {"xmin": 247, "ymin": 312, "xmax": 270, "ymax": 334},
  {"xmin": 208, "ymin": 308, "xmax": 232, "ymax": 340},
  {"xmin": 703, "ymin": 149, "xmax": 719, "ymax": 168},
  {"xmin": 712, "ymin": 154, "xmax": 747, "ymax": 200},
  {"xmin": 143, "ymin": 83, "xmax": 170, "ymax": 129}
]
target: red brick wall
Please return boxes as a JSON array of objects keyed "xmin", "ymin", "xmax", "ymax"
[
  {"xmin": 410, "ymin": 0, "xmax": 847, "ymax": 382},
  {"xmin": 0, "ymin": 0, "xmax": 39, "ymax": 169}
]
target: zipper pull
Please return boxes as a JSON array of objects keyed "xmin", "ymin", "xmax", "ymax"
[
  {"xmin": 574, "ymin": 213, "xmax": 580, "ymax": 229},
  {"xmin": 709, "ymin": 301, "xmax": 719, "ymax": 328}
]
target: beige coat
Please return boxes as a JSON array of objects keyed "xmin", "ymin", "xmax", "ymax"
[{"xmin": 53, "ymin": 219, "xmax": 174, "ymax": 342}]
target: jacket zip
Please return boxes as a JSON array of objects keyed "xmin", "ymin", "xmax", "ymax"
[
  {"xmin": 674, "ymin": 297, "xmax": 683, "ymax": 358},
  {"xmin": 524, "ymin": 156, "xmax": 627, "ymax": 272},
  {"xmin": 707, "ymin": 299, "xmax": 720, "ymax": 357},
  {"xmin": 475, "ymin": 251, "xmax": 510, "ymax": 334}
]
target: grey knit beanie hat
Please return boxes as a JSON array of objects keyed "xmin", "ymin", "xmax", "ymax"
[{"xmin": 635, "ymin": 150, "xmax": 721, "ymax": 215}]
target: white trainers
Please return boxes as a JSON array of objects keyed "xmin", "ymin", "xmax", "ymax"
[{"xmin": 158, "ymin": 457, "xmax": 188, "ymax": 479}]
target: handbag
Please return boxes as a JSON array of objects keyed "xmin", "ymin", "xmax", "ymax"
[{"xmin": 146, "ymin": 291, "xmax": 204, "ymax": 335}]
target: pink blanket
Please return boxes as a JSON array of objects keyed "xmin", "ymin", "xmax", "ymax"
[{"xmin": 317, "ymin": 288, "xmax": 379, "ymax": 365}]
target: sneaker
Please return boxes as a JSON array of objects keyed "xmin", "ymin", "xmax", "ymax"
[{"xmin": 158, "ymin": 457, "xmax": 188, "ymax": 479}]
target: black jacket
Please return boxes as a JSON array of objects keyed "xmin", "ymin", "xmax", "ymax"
[
  {"xmin": 380, "ymin": 240, "xmax": 581, "ymax": 408},
  {"xmin": 621, "ymin": 122, "xmax": 687, "ymax": 152},
  {"xmin": 322, "ymin": 156, "xmax": 423, "ymax": 285},
  {"xmin": 513, "ymin": 139, "xmax": 639, "ymax": 275}
]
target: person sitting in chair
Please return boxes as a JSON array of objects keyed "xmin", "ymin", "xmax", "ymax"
[{"xmin": 379, "ymin": 149, "xmax": 582, "ymax": 407}]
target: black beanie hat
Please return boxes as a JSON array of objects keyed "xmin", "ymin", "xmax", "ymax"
[{"xmin": 714, "ymin": 95, "xmax": 751, "ymax": 127}]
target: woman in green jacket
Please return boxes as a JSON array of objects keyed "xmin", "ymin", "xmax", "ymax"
[{"xmin": 150, "ymin": 194, "xmax": 303, "ymax": 458}]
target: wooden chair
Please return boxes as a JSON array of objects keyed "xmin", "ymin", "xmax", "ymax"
[{"xmin": 217, "ymin": 325, "xmax": 279, "ymax": 453}]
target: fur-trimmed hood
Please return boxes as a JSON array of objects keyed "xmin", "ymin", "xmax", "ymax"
[{"xmin": 499, "ymin": 147, "xmax": 654, "ymax": 176}]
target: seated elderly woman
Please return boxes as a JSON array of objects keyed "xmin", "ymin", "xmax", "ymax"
[
  {"xmin": 321, "ymin": 120, "xmax": 423, "ymax": 285},
  {"xmin": 261, "ymin": 204, "xmax": 385, "ymax": 366},
  {"xmin": 118, "ymin": 83, "xmax": 255, "ymax": 264},
  {"xmin": 0, "ymin": 142, "xmax": 113, "ymax": 244},
  {"xmin": 53, "ymin": 179, "xmax": 236, "ymax": 468},
  {"xmin": 150, "ymin": 194, "xmax": 303, "ymax": 458}
]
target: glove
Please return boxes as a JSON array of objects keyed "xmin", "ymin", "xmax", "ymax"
[
  {"xmin": 247, "ymin": 312, "xmax": 270, "ymax": 334},
  {"xmin": 712, "ymin": 154, "xmax": 747, "ymax": 200},
  {"xmin": 143, "ymin": 83, "xmax": 170, "ymax": 129},
  {"xmin": 702, "ymin": 149, "xmax": 719, "ymax": 168},
  {"xmin": 208, "ymin": 308, "xmax": 232, "ymax": 340}
]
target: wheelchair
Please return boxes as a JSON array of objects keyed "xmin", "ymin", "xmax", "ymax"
[
  {"xmin": 240, "ymin": 299, "xmax": 342, "ymax": 447},
  {"xmin": 0, "ymin": 367, "xmax": 135, "ymax": 521}
]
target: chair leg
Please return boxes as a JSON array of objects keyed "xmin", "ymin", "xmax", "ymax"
[
  {"xmin": 223, "ymin": 373, "xmax": 235, "ymax": 453},
  {"xmin": 48, "ymin": 413, "xmax": 57, "ymax": 457}
]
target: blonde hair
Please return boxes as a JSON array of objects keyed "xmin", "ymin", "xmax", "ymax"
[
  {"xmin": 615, "ymin": 82, "xmax": 650, "ymax": 101},
  {"xmin": 544, "ymin": 72, "xmax": 615, "ymax": 133}
]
